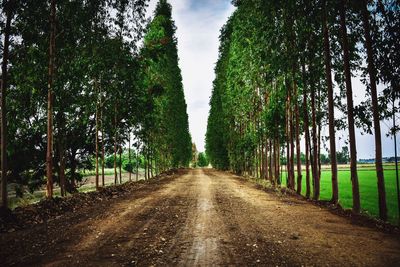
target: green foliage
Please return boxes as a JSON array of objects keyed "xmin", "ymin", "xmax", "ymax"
[
  {"xmin": 1, "ymin": 0, "xmax": 198, "ymax": 199},
  {"xmin": 206, "ymin": 0, "xmax": 302, "ymax": 173},
  {"xmin": 197, "ymin": 153, "xmax": 209, "ymax": 167},
  {"xmin": 104, "ymin": 150, "xmax": 144, "ymax": 171},
  {"xmin": 206, "ymin": 0, "xmax": 398, "ymax": 220},
  {"xmin": 205, "ymin": 17, "xmax": 232, "ymax": 170},
  {"xmin": 337, "ymin": 146, "xmax": 350, "ymax": 165},
  {"xmin": 140, "ymin": 0, "xmax": 192, "ymax": 170}
]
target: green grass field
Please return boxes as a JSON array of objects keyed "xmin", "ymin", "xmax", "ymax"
[{"xmin": 281, "ymin": 166, "xmax": 400, "ymax": 224}]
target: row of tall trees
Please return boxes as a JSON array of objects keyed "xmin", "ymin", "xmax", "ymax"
[
  {"xmin": 0, "ymin": 0, "xmax": 191, "ymax": 209},
  {"xmin": 206, "ymin": 0, "xmax": 399, "ymax": 221},
  {"xmin": 140, "ymin": 0, "xmax": 192, "ymax": 175}
]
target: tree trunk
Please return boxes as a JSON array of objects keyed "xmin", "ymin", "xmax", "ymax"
[
  {"xmin": 119, "ymin": 146, "xmax": 122, "ymax": 184},
  {"xmin": 59, "ymin": 140, "xmax": 66, "ymax": 197},
  {"xmin": 260, "ymin": 138, "xmax": 264, "ymax": 179},
  {"xmin": 275, "ymin": 138, "xmax": 280, "ymax": 185},
  {"xmin": 69, "ymin": 151, "xmax": 77, "ymax": 193},
  {"xmin": 294, "ymin": 75, "xmax": 302, "ymax": 194},
  {"xmin": 322, "ymin": 0, "xmax": 339, "ymax": 204},
  {"xmin": 318, "ymin": 127, "xmax": 322, "ymax": 182},
  {"xmin": 269, "ymin": 139, "xmax": 273, "ymax": 183},
  {"xmin": 290, "ymin": 99, "xmax": 295, "ymax": 190},
  {"xmin": 114, "ymin": 105, "xmax": 118, "ymax": 184},
  {"xmin": 266, "ymin": 137, "xmax": 268, "ymax": 180},
  {"xmin": 150, "ymin": 148, "xmax": 154, "ymax": 179},
  {"xmin": 317, "ymin": 87, "xmax": 322, "ymax": 186},
  {"xmin": 302, "ymin": 63, "xmax": 311, "ymax": 199},
  {"xmin": 148, "ymin": 149, "xmax": 151, "ymax": 179},
  {"xmin": 339, "ymin": 0, "xmax": 360, "ymax": 213},
  {"xmin": 311, "ymin": 82, "xmax": 319, "ymax": 200},
  {"xmin": 286, "ymin": 78, "xmax": 295, "ymax": 190},
  {"xmin": 361, "ymin": 0, "xmax": 387, "ymax": 220},
  {"xmin": 272, "ymin": 139, "xmax": 276, "ymax": 185},
  {"xmin": 377, "ymin": 0, "xmax": 399, "ymax": 225},
  {"xmin": 101, "ymin": 106, "xmax": 105, "ymax": 187},
  {"xmin": 95, "ymin": 80, "xmax": 99, "ymax": 190},
  {"xmin": 305, "ymin": 111, "xmax": 311, "ymax": 199},
  {"xmin": 0, "ymin": 3, "xmax": 12, "ymax": 209},
  {"xmin": 145, "ymin": 145, "xmax": 148, "ymax": 180},
  {"xmin": 286, "ymin": 90, "xmax": 291, "ymax": 188},
  {"xmin": 136, "ymin": 141, "xmax": 139, "ymax": 181},
  {"xmin": 46, "ymin": 0, "xmax": 56, "ymax": 199},
  {"xmin": 256, "ymin": 136, "xmax": 259, "ymax": 179},
  {"xmin": 393, "ymin": 91, "xmax": 400, "ymax": 222},
  {"xmin": 129, "ymin": 132, "xmax": 132, "ymax": 181}
]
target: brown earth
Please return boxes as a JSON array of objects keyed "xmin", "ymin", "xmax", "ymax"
[{"xmin": 1, "ymin": 168, "xmax": 400, "ymax": 266}]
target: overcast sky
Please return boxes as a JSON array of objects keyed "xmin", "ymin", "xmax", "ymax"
[
  {"xmin": 146, "ymin": 0, "xmax": 398, "ymax": 159},
  {"xmin": 147, "ymin": 0, "xmax": 235, "ymax": 153}
]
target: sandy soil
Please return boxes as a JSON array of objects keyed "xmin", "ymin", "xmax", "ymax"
[{"xmin": 1, "ymin": 168, "xmax": 400, "ymax": 266}]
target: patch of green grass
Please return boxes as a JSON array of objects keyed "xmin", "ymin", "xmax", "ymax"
[
  {"xmin": 281, "ymin": 167, "xmax": 400, "ymax": 224},
  {"xmin": 9, "ymin": 188, "xmax": 64, "ymax": 209},
  {"xmin": 80, "ymin": 168, "xmax": 122, "ymax": 177}
]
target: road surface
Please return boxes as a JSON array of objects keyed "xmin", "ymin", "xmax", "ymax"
[{"xmin": 1, "ymin": 168, "xmax": 400, "ymax": 266}]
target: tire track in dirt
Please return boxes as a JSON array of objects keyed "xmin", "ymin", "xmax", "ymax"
[
  {"xmin": 207, "ymin": 169, "xmax": 400, "ymax": 266},
  {"xmin": 167, "ymin": 169, "xmax": 237, "ymax": 266},
  {"xmin": 43, "ymin": 173, "xmax": 194, "ymax": 267},
  {"xmin": 1, "ymin": 172, "xmax": 187, "ymax": 266}
]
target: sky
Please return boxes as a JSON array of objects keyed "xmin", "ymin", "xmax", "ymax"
[
  {"xmin": 147, "ymin": 0, "xmax": 235, "ymax": 153},
  {"xmin": 146, "ymin": 0, "xmax": 399, "ymax": 159}
]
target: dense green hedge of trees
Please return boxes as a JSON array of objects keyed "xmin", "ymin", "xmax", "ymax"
[
  {"xmin": 206, "ymin": 0, "xmax": 399, "ymax": 221},
  {"xmin": 197, "ymin": 152, "xmax": 209, "ymax": 167},
  {"xmin": 0, "ymin": 0, "xmax": 192, "ymax": 209}
]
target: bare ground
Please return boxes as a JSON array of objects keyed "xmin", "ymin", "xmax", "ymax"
[{"xmin": 1, "ymin": 168, "xmax": 400, "ymax": 266}]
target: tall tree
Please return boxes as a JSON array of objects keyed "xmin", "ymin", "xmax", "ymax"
[
  {"xmin": 141, "ymin": 0, "xmax": 192, "ymax": 171},
  {"xmin": 339, "ymin": 0, "xmax": 360, "ymax": 213},
  {"xmin": 1, "ymin": 0, "xmax": 14, "ymax": 209},
  {"xmin": 302, "ymin": 63, "xmax": 311, "ymax": 199},
  {"xmin": 359, "ymin": 0, "xmax": 387, "ymax": 220},
  {"xmin": 322, "ymin": 0, "xmax": 339, "ymax": 204},
  {"xmin": 46, "ymin": 0, "xmax": 56, "ymax": 199}
]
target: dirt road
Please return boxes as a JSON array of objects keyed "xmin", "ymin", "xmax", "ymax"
[{"xmin": 1, "ymin": 169, "xmax": 400, "ymax": 266}]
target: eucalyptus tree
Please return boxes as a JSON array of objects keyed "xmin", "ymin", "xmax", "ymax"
[
  {"xmin": 357, "ymin": 0, "xmax": 388, "ymax": 220},
  {"xmin": 45, "ymin": 0, "xmax": 56, "ymax": 198},
  {"xmin": 374, "ymin": 0, "xmax": 400, "ymax": 219},
  {"xmin": 85, "ymin": 0, "xmax": 109, "ymax": 190},
  {"xmin": 206, "ymin": 18, "xmax": 231, "ymax": 171},
  {"xmin": 141, "ymin": 0, "xmax": 192, "ymax": 172},
  {"xmin": 295, "ymin": 0, "xmax": 314, "ymax": 198},
  {"xmin": 0, "ymin": 0, "xmax": 16, "ymax": 208},
  {"xmin": 338, "ymin": 0, "xmax": 360, "ymax": 213},
  {"xmin": 6, "ymin": 0, "xmax": 50, "ymax": 197},
  {"xmin": 322, "ymin": 0, "xmax": 339, "ymax": 203}
]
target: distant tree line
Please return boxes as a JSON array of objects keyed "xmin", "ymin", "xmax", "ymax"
[{"xmin": 282, "ymin": 146, "xmax": 350, "ymax": 165}]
